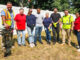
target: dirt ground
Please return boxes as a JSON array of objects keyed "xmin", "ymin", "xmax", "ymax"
[{"xmin": 0, "ymin": 31, "xmax": 80, "ymax": 60}]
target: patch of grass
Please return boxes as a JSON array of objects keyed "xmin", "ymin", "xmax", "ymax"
[{"xmin": 0, "ymin": 31, "xmax": 80, "ymax": 60}]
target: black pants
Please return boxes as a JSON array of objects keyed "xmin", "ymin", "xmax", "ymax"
[{"xmin": 52, "ymin": 23, "xmax": 60, "ymax": 42}]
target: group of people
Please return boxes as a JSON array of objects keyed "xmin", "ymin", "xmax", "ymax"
[{"xmin": 1, "ymin": 2, "xmax": 80, "ymax": 57}]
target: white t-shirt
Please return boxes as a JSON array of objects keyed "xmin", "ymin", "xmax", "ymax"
[{"xmin": 35, "ymin": 13, "xmax": 44, "ymax": 26}]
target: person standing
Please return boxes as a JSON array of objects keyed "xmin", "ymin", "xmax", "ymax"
[
  {"xmin": 34, "ymin": 8, "xmax": 44, "ymax": 46},
  {"xmin": 14, "ymin": 8, "xmax": 26, "ymax": 46},
  {"xmin": 74, "ymin": 12, "xmax": 80, "ymax": 52},
  {"xmin": 43, "ymin": 13, "xmax": 52, "ymax": 44},
  {"xmin": 26, "ymin": 9, "xmax": 36, "ymax": 47},
  {"xmin": 50, "ymin": 8, "xmax": 61, "ymax": 45},
  {"xmin": 1, "ymin": 2, "xmax": 14, "ymax": 57},
  {"xmin": 60, "ymin": 10, "xmax": 74, "ymax": 46}
]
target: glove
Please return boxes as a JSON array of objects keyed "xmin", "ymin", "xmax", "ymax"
[{"xmin": 53, "ymin": 23, "xmax": 57, "ymax": 27}]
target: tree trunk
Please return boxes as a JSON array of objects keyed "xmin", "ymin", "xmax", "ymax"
[{"xmin": 19, "ymin": 0, "xmax": 24, "ymax": 7}]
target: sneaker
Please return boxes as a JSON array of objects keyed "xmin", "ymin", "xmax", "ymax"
[
  {"xmin": 47, "ymin": 40, "xmax": 51, "ymax": 45},
  {"xmin": 23, "ymin": 44, "xmax": 26, "ymax": 46},
  {"xmin": 39, "ymin": 41, "xmax": 43, "ymax": 44},
  {"xmin": 12, "ymin": 46, "xmax": 15, "ymax": 48},
  {"xmin": 68, "ymin": 43, "xmax": 72, "ymax": 46},
  {"xmin": 53, "ymin": 42, "xmax": 56, "ymax": 45},
  {"xmin": 18, "ymin": 44, "xmax": 21, "ymax": 46},
  {"xmin": 77, "ymin": 49, "xmax": 80, "ymax": 52},
  {"xmin": 61, "ymin": 43, "xmax": 65, "ymax": 46},
  {"xmin": 32, "ymin": 43, "xmax": 35, "ymax": 47},
  {"xmin": 1, "ymin": 43, "xmax": 4, "ymax": 47},
  {"xmin": 34, "ymin": 43, "xmax": 37, "ymax": 46},
  {"xmin": 2, "ymin": 47, "xmax": 5, "ymax": 50},
  {"xmin": 4, "ymin": 52, "xmax": 11, "ymax": 57},
  {"xmin": 30, "ymin": 43, "xmax": 35, "ymax": 48},
  {"xmin": 47, "ymin": 42, "xmax": 51, "ymax": 45},
  {"xmin": 76, "ymin": 46, "xmax": 80, "ymax": 49}
]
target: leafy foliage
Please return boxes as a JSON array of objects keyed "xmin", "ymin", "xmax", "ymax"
[{"xmin": 0, "ymin": 0, "xmax": 80, "ymax": 13}]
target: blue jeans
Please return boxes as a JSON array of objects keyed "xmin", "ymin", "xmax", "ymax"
[
  {"xmin": 74, "ymin": 30, "xmax": 80, "ymax": 46},
  {"xmin": 27, "ymin": 26, "xmax": 35, "ymax": 44},
  {"xmin": 34, "ymin": 26, "xmax": 42, "ymax": 43},
  {"xmin": 17, "ymin": 30, "xmax": 26, "ymax": 45},
  {"xmin": 77, "ymin": 31, "xmax": 80, "ymax": 46},
  {"xmin": 45, "ymin": 28, "xmax": 51, "ymax": 42}
]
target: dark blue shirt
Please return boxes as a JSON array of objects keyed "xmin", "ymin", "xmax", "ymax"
[
  {"xmin": 26, "ymin": 14, "xmax": 36, "ymax": 27},
  {"xmin": 43, "ymin": 17, "xmax": 52, "ymax": 28}
]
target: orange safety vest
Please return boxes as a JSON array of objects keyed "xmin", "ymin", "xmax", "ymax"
[{"xmin": 2, "ymin": 9, "xmax": 14, "ymax": 26}]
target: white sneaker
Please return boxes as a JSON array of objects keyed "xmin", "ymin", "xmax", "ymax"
[
  {"xmin": 2, "ymin": 47, "xmax": 5, "ymax": 50},
  {"xmin": 76, "ymin": 46, "xmax": 80, "ymax": 49},
  {"xmin": 77, "ymin": 49, "xmax": 80, "ymax": 52},
  {"xmin": 30, "ymin": 43, "xmax": 35, "ymax": 48},
  {"xmin": 32, "ymin": 43, "xmax": 35, "ymax": 47},
  {"xmin": 12, "ymin": 46, "xmax": 15, "ymax": 49}
]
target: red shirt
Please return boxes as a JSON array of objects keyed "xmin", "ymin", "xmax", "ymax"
[
  {"xmin": 14, "ymin": 14, "xmax": 26, "ymax": 30},
  {"xmin": 74, "ymin": 17, "xmax": 80, "ymax": 30}
]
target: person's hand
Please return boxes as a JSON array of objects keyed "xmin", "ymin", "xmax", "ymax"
[
  {"xmin": 71, "ymin": 27, "xmax": 73, "ymax": 31},
  {"xmin": 4, "ymin": 23, "xmax": 9, "ymax": 28},
  {"xmin": 48, "ymin": 27, "xmax": 50, "ymax": 29},
  {"xmin": 60, "ymin": 24, "xmax": 62, "ymax": 30},
  {"xmin": 4, "ymin": 23, "xmax": 10, "ymax": 29},
  {"xmin": 15, "ymin": 26, "xmax": 17, "ymax": 30},
  {"xmin": 78, "ymin": 30, "xmax": 80, "ymax": 32}
]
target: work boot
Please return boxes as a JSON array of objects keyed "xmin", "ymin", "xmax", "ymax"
[
  {"xmin": 68, "ymin": 43, "xmax": 71, "ymax": 46},
  {"xmin": 39, "ymin": 41, "xmax": 43, "ymax": 44},
  {"xmin": 61, "ymin": 43, "xmax": 65, "ymax": 46}
]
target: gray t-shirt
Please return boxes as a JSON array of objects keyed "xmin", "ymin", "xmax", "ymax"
[{"xmin": 35, "ymin": 13, "xmax": 44, "ymax": 26}]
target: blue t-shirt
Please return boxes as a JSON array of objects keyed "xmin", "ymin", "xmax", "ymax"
[
  {"xmin": 43, "ymin": 17, "xmax": 52, "ymax": 28},
  {"xmin": 1, "ymin": 10, "xmax": 14, "ymax": 28}
]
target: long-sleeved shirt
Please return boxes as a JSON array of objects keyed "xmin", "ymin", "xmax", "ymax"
[
  {"xmin": 43, "ymin": 17, "xmax": 52, "ymax": 28},
  {"xmin": 26, "ymin": 14, "xmax": 36, "ymax": 27}
]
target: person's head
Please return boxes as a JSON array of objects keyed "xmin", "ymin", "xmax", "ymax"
[
  {"xmin": 54, "ymin": 8, "xmax": 58, "ymax": 13},
  {"xmin": 28, "ymin": 9, "xmax": 32, "ymax": 15},
  {"xmin": 64, "ymin": 10, "xmax": 69, "ymax": 16},
  {"xmin": 75, "ymin": 12, "xmax": 80, "ymax": 18},
  {"xmin": 7, "ymin": 2, "xmax": 12, "ymax": 11},
  {"xmin": 28, "ymin": 0, "xmax": 31, "ymax": 2},
  {"xmin": 19, "ymin": 8, "xmax": 24, "ymax": 15},
  {"xmin": 45, "ymin": 13, "xmax": 49, "ymax": 18},
  {"xmin": 37, "ymin": 8, "xmax": 41, "ymax": 14}
]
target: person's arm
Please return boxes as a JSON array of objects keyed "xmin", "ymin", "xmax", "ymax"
[
  {"xmin": 48, "ymin": 18, "xmax": 52, "ymax": 29},
  {"xmin": 1, "ymin": 11, "xmax": 9, "ymax": 28},
  {"xmin": 33, "ymin": 15, "xmax": 36, "ymax": 26},
  {"xmin": 57, "ymin": 18, "xmax": 61, "ymax": 24},
  {"xmin": 48, "ymin": 23, "xmax": 52, "ymax": 29},
  {"xmin": 14, "ymin": 21, "xmax": 17, "ymax": 30},
  {"xmin": 14, "ymin": 15, "xmax": 18, "ymax": 30},
  {"xmin": 43, "ymin": 19, "xmax": 44, "ymax": 25},
  {"xmin": 78, "ymin": 29, "xmax": 80, "ymax": 32},
  {"xmin": 71, "ymin": 21, "xmax": 74, "ymax": 31},
  {"xmin": 71, "ymin": 16, "xmax": 74, "ymax": 31},
  {"xmin": 59, "ymin": 17, "xmax": 63, "ymax": 30},
  {"xmin": 78, "ymin": 18, "xmax": 80, "ymax": 32}
]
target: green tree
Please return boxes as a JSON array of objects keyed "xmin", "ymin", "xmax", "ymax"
[
  {"xmin": 0, "ymin": 0, "xmax": 79, "ymax": 13},
  {"xmin": 73, "ymin": 0, "xmax": 80, "ymax": 12}
]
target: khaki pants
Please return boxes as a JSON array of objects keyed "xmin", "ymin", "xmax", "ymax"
[{"xmin": 62, "ymin": 29, "xmax": 71, "ymax": 44}]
